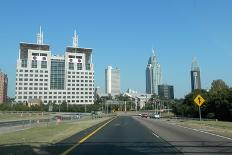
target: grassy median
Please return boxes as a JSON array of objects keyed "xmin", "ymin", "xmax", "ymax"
[
  {"xmin": 0, "ymin": 117, "xmax": 111, "ymax": 146},
  {"xmin": 0, "ymin": 112, "xmax": 51, "ymax": 122}
]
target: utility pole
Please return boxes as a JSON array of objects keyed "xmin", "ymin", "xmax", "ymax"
[
  {"xmin": 124, "ymin": 101, "xmax": 126, "ymax": 112},
  {"xmin": 107, "ymin": 101, "xmax": 108, "ymax": 114}
]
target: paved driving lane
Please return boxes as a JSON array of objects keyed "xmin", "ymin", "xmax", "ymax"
[{"xmin": 68, "ymin": 116, "xmax": 182, "ymax": 155}]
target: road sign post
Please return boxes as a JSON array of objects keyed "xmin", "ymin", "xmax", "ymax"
[
  {"xmin": 194, "ymin": 94, "xmax": 205, "ymax": 121},
  {"xmin": 198, "ymin": 106, "xmax": 202, "ymax": 121}
]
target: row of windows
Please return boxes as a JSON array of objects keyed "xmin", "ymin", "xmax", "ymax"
[
  {"xmin": 21, "ymin": 60, "xmax": 47, "ymax": 68},
  {"xmin": 32, "ymin": 53, "xmax": 47, "ymax": 56},
  {"xmin": 17, "ymin": 78, "xmax": 48, "ymax": 82},
  {"xmin": 69, "ymin": 63, "xmax": 82, "ymax": 70},
  {"xmin": 17, "ymin": 69, "xmax": 48, "ymax": 73},
  {"xmin": 46, "ymin": 100, "xmax": 93, "ymax": 103},
  {"xmin": 67, "ymin": 88, "xmax": 93, "ymax": 90},
  {"xmin": 17, "ymin": 96, "xmax": 93, "ymax": 99},
  {"xmin": 68, "ymin": 55, "xmax": 82, "ymax": 59},
  {"xmin": 68, "ymin": 71, "xmax": 93, "ymax": 75},
  {"xmin": 17, "ymin": 74, "xmax": 49, "ymax": 77},
  {"xmin": 17, "ymin": 87, "xmax": 49, "ymax": 90},
  {"xmin": 16, "ymin": 83, "xmax": 48, "ymax": 86},
  {"xmin": 16, "ymin": 91, "xmax": 93, "ymax": 95},
  {"xmin": 67, "ymin": 84, "xmax": 93, "ymax": 87},
  {"xmin": 67, "ymin": 80, "xmax": 93, "ymax": 83},
  {"xmin": 67, "ymin": 75, "xmax": 93, "ymax": 79}
]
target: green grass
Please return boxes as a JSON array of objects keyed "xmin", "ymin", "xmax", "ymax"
[
  {"xmin": 0, "ymin": 112, "xmax": 51, "ymax": 122},
  {"xmin": 173, "ymin": 119, "xmax": 232, "ymax": 138},
  {"xmin": 180, "ymin": 119, "xmax": 232, "ymax": 129},
  {"xmin": 0, "ymin": 117, "xmax": 111, "ymax": 146}
]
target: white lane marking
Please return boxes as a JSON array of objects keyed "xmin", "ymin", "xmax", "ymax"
[
  {"xmin": 172, "ymin": 123, "xmax": 232, "ymax": 141},
  {"xmin": 152, "ymin": 132, "xmax": 160, "ymax": 138}
]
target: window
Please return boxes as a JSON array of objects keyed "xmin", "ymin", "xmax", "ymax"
[
  {"xmin": 41, "ymin": 61, "xmax": 47, "ymax": 68},
  {"xmin": 77, "ymin": 63, "xmax": 82, "ymax": 70},
  {"xmin": 21, "ymin": 59, "xmax": 27, "ymax": 68},
  {"xmin": 86, "ymin": 64, "xmax": 91, "ymax": 70},
  {"xmin": 40, "ymin": 53, "xmax": 47, "ymax": 56},
  {"xmin": 32, "ymin": 53, "xmax": 39, "ymax": 56},
  {"xmin": 69, "ymin": 62, "xmax": 74, "ymax": 70},
  {"xmin": 31, "ymin": 60, "xmax": 37, "ymax": 68}
]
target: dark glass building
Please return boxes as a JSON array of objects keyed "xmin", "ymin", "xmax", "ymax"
[
  {"xmin": 158, "ymin": 84, "xmax": 174, "ymax": 99},
  {"xmin": 191, "ymin": 58, "xmax": 201, "ymax": 92}
]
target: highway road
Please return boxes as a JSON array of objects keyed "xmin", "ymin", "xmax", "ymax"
[
  {"xmin": 66, "ymin": 116, "xmax": 182, "ymax": 155},
  {"xmin": 135, "ymin": 117, "xmax": 232, "ymax": 154},
  {"xmin": 58, "ymin": 116, "xmax": 232, "ymax": 155}
]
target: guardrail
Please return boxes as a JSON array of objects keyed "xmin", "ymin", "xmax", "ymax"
[
  {"xmin": 169, "ymin": 116, "xmax": 218, "ymax": 121},
  {"xmin": 0, "ymin": 113, "xmax": 116, "ymax": 130}
]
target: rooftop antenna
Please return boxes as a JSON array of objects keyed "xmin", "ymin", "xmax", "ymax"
[
  {"xmin": 73, "ymin": 30, "xmax": 78, "ymax": 48},
  {"xmin": 36, "ymin": 26, "xmax": 43, "ymax": 44}
]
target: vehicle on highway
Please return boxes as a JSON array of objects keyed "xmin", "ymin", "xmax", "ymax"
[
  {"xmin": 149, "ymin": 113, "xmax": 160, "ymax": 119},
  {"xmin": 141, "ymin": 113, "xmax": 148, "ymax": 118}
]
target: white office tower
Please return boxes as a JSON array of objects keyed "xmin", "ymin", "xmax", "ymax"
[
  {"xmin": 105, "ymin": 66, "xmax": 120, "ymax": 95},
  {"xmin": 15, "ymin": 28, "xmax": 94, "ymax": 104},
  {"xmin": 146, "ymin": 49, "xmax": 162, "ymax": 95}
]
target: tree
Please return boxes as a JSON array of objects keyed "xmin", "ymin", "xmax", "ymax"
[{"xmin": 210, "ymin": 79, "xmax": 229, "ymax": 93}]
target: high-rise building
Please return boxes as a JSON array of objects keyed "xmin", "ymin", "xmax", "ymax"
[
  {"xmin": 191, "ymin": 58, "xmax": 201, "ymax": 92},
  {"xmin": 0, "ymin": 70, "xmax": 8, "ymax": 104},
  {"xmin": 15, "ymin": 28, "xmax": 94, "ymax": 104},
  {"xmin": 146, "ymin": 49, "xmax": 162, "ymax": 94},
  {"xmin": 94, "ymin": 86, "xmax": 100, "ymax": 101},
  {"xmin": 105, "ymin": 66, "xmax": 120, "ymax": 95},
  {"xmin": 158, "ymin": 84, "xmax": 174, "ymax": 99}
]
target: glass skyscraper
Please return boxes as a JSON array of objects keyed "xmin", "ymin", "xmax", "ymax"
[
  {"xmin": 191, "ymin": 58, "xmax": 201, "ymax": 92},
  {"xmin": 146, "ymin": 49, "xmax": 162, "ymax": 95}
]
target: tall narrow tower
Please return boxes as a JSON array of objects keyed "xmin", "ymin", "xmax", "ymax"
[
  {"xmin": 105, "ymin": 66, "xmax": 120, "ymax": 95},
  {"xmin": 146, "ymin": 49, "xmax": 162, "ymax": 94},
  {"xmin": 191, "ymin": 58, "xmax": 201, "ymax": 92}
]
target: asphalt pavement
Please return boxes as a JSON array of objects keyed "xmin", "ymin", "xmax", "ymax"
[
  {"xmin": 134, "ymin": 116, "xmax": 232, "ymax": 155},
  {"xmin": 67, "ymin": 116, "xmax": 182, "ymax": 155}
]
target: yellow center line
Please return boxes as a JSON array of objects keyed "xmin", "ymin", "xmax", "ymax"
[{"xmin": 61, "ymin": 117, "xmax": 117, "ymax": 155}]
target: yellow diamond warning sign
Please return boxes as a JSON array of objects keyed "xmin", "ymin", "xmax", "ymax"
[{"xmin": 194, "ymin": 94, "xmax": 205, "ymax": 107}]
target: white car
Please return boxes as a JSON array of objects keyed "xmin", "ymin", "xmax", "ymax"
[{"xmin": 154, "ymin": 114, "xmax": 160, "ymax": 119}]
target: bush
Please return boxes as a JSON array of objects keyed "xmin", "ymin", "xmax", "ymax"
[{"xmin": 207, "ymin": 113, "xmax": 215, "ymax": 119}]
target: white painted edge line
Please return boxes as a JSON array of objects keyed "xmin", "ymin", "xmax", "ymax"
[
  {"xmin": 170, "ymin": 123, "xmax": 232, "ymax": 141},
  {"xmin": 152, "ymin": 132, "xmax": 160, "ymax": 138}
]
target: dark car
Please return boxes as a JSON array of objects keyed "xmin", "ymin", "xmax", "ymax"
[{"xmin": 141, "ymin": 113, "xmax": 148, "ymax": 118}]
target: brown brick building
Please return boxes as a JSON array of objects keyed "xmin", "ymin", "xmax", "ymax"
[{"xmin": 0, "ymin": 71, "xmax": 8, "ymax": 104}]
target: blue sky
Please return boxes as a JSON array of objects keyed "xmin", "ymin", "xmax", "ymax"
[{"xmin": 0, "ymin": 0, "xmax": 232, "ymax": 98}]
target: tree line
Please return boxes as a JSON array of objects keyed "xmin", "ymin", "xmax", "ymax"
[{"xmin": 172, "ymin": 79, "xmax": 232, "ymax": 121}]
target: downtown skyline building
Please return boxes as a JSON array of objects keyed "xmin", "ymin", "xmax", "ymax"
[
  {"xmin": 190, "ymin": 58, "xmax": 201, "ymax": 92},
  {"xmin": 0, "ymin": 70, "xmax": 8, "ymax": 104},
  {"xmin": 15, "ymin": 28, "xmax": 95, "ymax": 104},
  {"xmin": 158, "ymin": 84, "xmax": 174, "ymax": 99},
  {"xmin": 146, "ymin": 49, "xmax": 162, "ymax": 95},
  {"xmin": 105, "ymin": 66, "xmax": 120, "ymax": 95}
]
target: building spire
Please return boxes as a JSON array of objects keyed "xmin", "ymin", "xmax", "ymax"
[
  {"xmin": 36, "ymin": 26, "xmax": 43, "ymax": 44},
  {"xmin": 73, "ymin": 30, "xmax": 78, "ymax": 48},
  {"xmin": 152, "ymin": 48, "xmax": 155, "ymax": 56},
  {"xmin": 191, "ymin": 57, "xmax": 200, "ymax": 71}
]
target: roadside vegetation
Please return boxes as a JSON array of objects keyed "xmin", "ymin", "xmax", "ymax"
[
  {"xmin": 172, "ymin": 79, "xmax": 232, "ymax": 121},
  {"xmin": 0, "ymin": 117, "xmax": 110, "ymax": 145}
]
